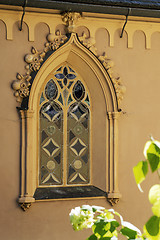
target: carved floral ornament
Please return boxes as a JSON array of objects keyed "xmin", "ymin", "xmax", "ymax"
[{"xmin": 12, "ymin": 12, "xmax": 126, "ymax": 107}]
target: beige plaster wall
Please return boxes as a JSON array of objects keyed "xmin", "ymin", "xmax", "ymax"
[{"xmin": 0, "ymin": 13, "xmax": 159, "ymax": 240}]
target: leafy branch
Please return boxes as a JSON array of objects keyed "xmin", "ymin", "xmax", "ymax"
[
  {"xmin": 69, "ymin": 138, "xmax": 160, "ymax": 240},
  {"xmin": 133, "ymin": 139, "xmax": 160, "ymax": 240}
]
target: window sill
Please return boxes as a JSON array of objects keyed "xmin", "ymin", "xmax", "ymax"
[{"xmin": 34, "ymin": 185, "xmax": 107, "ymax": 201}]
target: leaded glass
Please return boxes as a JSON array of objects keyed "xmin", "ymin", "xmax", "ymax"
[
  {"xmin": 45, "ymin": 79, "xmax": 58, "ymax": 100},
  {"xmin": 39, "ymin": 64, "xmax": 90, "ymax": 187},
  {"xmin": 40, "ymin": 92, "xmax": 45, "ymax": 104},
  {"xmin": 73, "ymin": 80, "xmax": 85, "ymax": 101},
  {"xmin": 67, "ymin": 101, "xmax": 90, "ymax": 185},
  {"xmin": 39, "ymin": 101, "xmax": 63, "ymax": 186}
]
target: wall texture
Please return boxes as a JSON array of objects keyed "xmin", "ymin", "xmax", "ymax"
[{"xmin": 0, "ymin": 6, "xmax": 159, "ymax": 240}]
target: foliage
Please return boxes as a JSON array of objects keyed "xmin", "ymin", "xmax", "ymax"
[
  {"xmin": 133, "ymin": 139, "xmax": 160, "ymax": 240},
  {"xmin": 70, "ymin": 138, "xmax": 160, "ymax": 240},
  {"xmin": 70, "ymin": 205, "xmax": 143, "ymax": 240}
]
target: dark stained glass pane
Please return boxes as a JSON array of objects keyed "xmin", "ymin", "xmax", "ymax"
[
  {"xmin": 40, "ymin": 92, "xmax": 45, "ymax": 104},
  {"xmin": 41, "ymin": 102, "xmax": 62, "ymax": 121},
  {"xmin": 67, "ymin": 74, "xmax": 76, "ymax": 79},
  {"xmin": 68, "ymin": 166, "xmax": 76, "ymax": 177},
  {"xmin": 41, "ymin": 130, "xmax": 48, "ymax": 143},
  {"xmin": 54, "ymin": 152, "xmax": 61, "ymax": 164},
  {"xmin": 81, "ymin": 151, "xmax": 88, "ymax": 163},
  {"xmin": 67, "ymin": 81, "xmax": 74, "ymax": 89},
  {"xmin": 41, "ymin": 166, "xmax": 49, "ymax": 180},
  {"xmin": 58, "ymin": 94, "xmax": 63, "ymax": 105},
  {"xmin": 73, "ymin": 80, "xmax": 85, "ymax": 101},
  {"xmin": 57, "ymin": 81, "xmax": 63, "ymax": 89},
  {"xmin": 63, "ymin": 77, "xmax": 68, "ymax": 86},
  {"xmin": 69, "ymin": 130, "xmax": 76, "ymax": 143},
  {"xmin": 45, "ymin": 80, "xmax": 58, "ymax": 100},
  {"xmin": 69, "ymin": 103, "xmax": 87, "ymax": 120},
  {"xmin": 67, "ymin": 94, "xmax": 73, "ymax": 105},
  {"xmin": 69, "ymin": 66, "xmax": 75, "ymax": 72},
  {"xmin": 63, "ymin": 66, "xmax": 68, "ymax": 76},
  {"xmin": 84, "ymin": 94, "xmax": 90, "ymax": 106},
  {"xmin": 55, "ymin": 73, "xmax": 64, "ymax": 79},
  {"xmin": 56, "ymin": 67, "xmax": 62, "ymax": 72}
]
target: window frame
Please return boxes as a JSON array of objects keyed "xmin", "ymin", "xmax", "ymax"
[{"xmin": 17, "ymin": 33, "xmax": 122, "ymax": 210}]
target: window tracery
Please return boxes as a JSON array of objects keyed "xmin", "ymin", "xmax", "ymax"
[{"xmin": 39, "ymin": 64, "xmax": 90, "ymax": 187}]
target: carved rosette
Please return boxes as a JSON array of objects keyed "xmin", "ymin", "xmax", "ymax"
[{"xmin": 12, "ymin": 31, "xmax": 67, "ymax": 103}]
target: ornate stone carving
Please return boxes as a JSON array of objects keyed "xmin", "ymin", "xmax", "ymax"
[
  {"xmin": 20, "ymin": 202, "xmax": 32, "ymax": 211},
  {"xmin": 79, "ymin": 32, "xmax": 97, "ymax": 55},
  {"xmin": 12, "ymin": 31, "xmax": 67, "ymax": 103},
  {"xmin": 44, "ymin": 31, "xmax": 68, "ymax": 52},
  {"xmin": 79, "ymin": 33, "xmax": 126, "ymax": 105},
  {"xmin": 107, "ymin": 198, "xmax": 120, "ymax": 206},
  {"xmin": 12, "ymin": 14, "xmax": 125, "ymax": 106},
  {"xmin": 62, "ymin": 12, "xmax": 81, "ymax": 33}
]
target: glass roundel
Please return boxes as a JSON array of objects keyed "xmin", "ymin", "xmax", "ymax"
[{"xmin": 39, "ymin": 64, "xmax": 90, "ymax": 186}]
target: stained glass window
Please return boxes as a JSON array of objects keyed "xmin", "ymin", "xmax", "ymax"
[{"xmin": 39, "ymin": 64, "xmax": 90, "ymax": 186}]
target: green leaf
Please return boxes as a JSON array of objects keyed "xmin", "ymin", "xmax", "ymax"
[
  {"xmin": 87, "ymin": 234, "xmax": 98, "ymax": 240},
  {"xmin": 110, "ymin": 221, "xmax": 119, "ymax": 233},
  {"xmin": 145, "ymin": 215, "xmax": 160, "ymax": 236},
  {"xmin": 133, "ymin": 161, "xmax": 148, "ymax": 185},
  {"xmin": 120, "ymin": 227, "xmax": 137, "ymax": 239},
  {"xmin": 93, "ymin": 220, "xmax": 111, "ymax": 237},
  {"xmin": 99, "ymin": 238, "xmax": 112, "ymax": 240},
  {"xmin": 144, "ymin": 142, "xmax": 160, "ymax": 172},
  {"xmin": 152, "ymin": 200, "xmax": 160, "ymax": 217}
]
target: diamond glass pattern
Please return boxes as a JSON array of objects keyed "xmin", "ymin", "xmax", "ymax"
[
  {"xmin": 42, "ymin": 138, "xmax": 59, "ymax": 156},
  {"xmin": 39, "ymin": 64, "xmax": 90, "ymax": 186},
  {"xmin": 41, "ymin": 102, "xmax": 62, "ymax": 122},
  {"xmin": 70, "ymin": 138, "xmax": 86, "ymax": 156}
]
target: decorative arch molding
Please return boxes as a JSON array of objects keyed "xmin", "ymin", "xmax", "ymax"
[
  {"xmin": 12, "ymin": 32, "xmax": 125, "ymax": 109},
  {"xmin": 12, "ymin": 22, "xmax": 124, "ymax": 209}
]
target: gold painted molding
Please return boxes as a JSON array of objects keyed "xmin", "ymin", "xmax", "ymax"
[{"xmin": 0, "ymin": 7, "xmax": 160, "ymax": 49}]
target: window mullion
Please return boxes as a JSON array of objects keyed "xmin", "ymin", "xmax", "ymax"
[{"xmin": 63, "ymin": 106, "xmax": 68, "ymax": 186}]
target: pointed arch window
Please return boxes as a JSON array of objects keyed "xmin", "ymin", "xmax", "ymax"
[
  {"xmin": 38, "ymin": 64, "xmax": 90, "ymax": 187},
  {"xmin": 17, "ymin": 33, "xmax": 123, "ymax": 209}
]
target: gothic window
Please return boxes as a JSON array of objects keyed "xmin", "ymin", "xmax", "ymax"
[
  {"xmin": 39, "ymin": 64, "xmax": 90, "ymax": 187},
  {"xmin": 17, "ymin": 33, "xmax": 123, "ymax": 209}
]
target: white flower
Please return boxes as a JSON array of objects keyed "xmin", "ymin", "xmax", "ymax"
[
  {"xmin": 111, "ymin": 236, "xmax": 118, "ymax": 240},
  {"xmin": 69, "ymin": 206, "xmax": 94, "ymax": 231}
]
